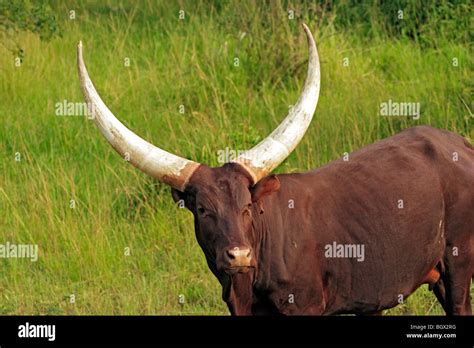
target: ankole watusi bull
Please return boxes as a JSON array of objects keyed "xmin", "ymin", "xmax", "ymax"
[{"xmin": 77, "ymin": 24, "xmax": 474, "ymax": 315}]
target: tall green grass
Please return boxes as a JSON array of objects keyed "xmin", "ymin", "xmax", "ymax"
[{"xmin": 0, "ymin": 1, "xmax": 472, "ymax": 314}]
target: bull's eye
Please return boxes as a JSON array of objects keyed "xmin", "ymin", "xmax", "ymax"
[{"xmin": 197, "ymin": 207, "xmax": 216, "ymax": 220}]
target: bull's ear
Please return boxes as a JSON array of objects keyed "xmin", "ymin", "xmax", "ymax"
[
  {"xmin": 171, "ymin": 188, "xmax": 196, "ymax": 210},
  {"xmin": 251, "ymin": 175, "xmax": 280, "ymax": 203},
  {"xmin": 171, "ymin": 188, "xmax": 187, "ymax": 206}
]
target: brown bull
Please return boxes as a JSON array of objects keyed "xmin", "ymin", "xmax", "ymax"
[{"xmin": 77, "ymin": 24, "xmax": 474, "ymax": 315}]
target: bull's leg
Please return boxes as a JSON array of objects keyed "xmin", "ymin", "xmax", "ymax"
[
  {"xmin": 445, "ymin": 276, "xmax": 472, "ymax": 315},
  {"xmin": 442, "ymin": 208, "xmax": 473, "ymax": 315},
  {"xmin": 432, "ymin": 278, "xmax": 448, "ymax": 313},
  {"xmin": 443, "ymin": 256, "xmax": 473, "ymax": 315},
  {"xmin": 463, "ymin": 281, "xmax": 473, "ymax": 314}
]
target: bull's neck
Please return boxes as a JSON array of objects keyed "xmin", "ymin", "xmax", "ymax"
[{"xmin": 250, "ymin": 192, "xmax": 291, "ymax": 292}]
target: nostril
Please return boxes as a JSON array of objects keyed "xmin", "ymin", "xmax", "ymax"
[
  {"xmin": 226, "ymin": 250, "xmax": 236, "ymax": 260},
  {"xmin": 225, "ymin": 247, "xmax": 252, "ymax": 263},
  {"xmin": 223, "ymin": 247, "xmax": 253, "ymax": 270}
]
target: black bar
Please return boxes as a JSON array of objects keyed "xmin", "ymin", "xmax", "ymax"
[{"xmin": 0, "ymin": 315, "xmax": 472, "ymax": 345}]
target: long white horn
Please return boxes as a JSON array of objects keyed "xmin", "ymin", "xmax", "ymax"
[
  {"xmin": 77, "ymin": 41, "xmax": 200, "ymax": 191},
  {"xmin": 233, "ymin": 23, "xmax": 321, "ymax": 184}
]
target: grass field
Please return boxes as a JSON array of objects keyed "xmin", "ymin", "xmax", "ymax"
[{"xmin": 0, "ymin": 0, "xmax": 472, "ymax": 315}]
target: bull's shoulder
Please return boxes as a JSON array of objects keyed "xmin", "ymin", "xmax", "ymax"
[
  {"xmin": 395, "ymin": 126, "xmax": 473, "ymax": 163},
  {"xmin": 341, "ymin": 125, "xmax": 471, "ymax": 166},
  {"xmin": 396, "ymin": 125, "xmax": 471, "ymax": 150},
  {"xmin": 277, "ymin": 126, "xmax": 472, "ymax": 182}
]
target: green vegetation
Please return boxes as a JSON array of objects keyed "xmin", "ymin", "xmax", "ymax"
[{"xmin": 0, "ymin": 0, "xmax": 472, "ymax": 315}]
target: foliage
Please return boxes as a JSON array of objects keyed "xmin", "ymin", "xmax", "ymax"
[{"xmin": 0, "ymin": 0, "xmax": 60, "ymax": 60}]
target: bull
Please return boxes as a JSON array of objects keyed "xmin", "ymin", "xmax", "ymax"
[{"xmin": 77, "ymin": 24, "xmax": 474, "ymax": 315}]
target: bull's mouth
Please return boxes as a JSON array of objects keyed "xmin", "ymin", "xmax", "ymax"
[{"xmin": 224, "ymin": 266, "xmax": 254, "ymax": 275}]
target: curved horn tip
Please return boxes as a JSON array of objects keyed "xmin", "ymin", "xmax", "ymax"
[
  {"xmin": 301, "ymin": 23, "xmax": 316, "ymax": 45},
  {"xmin": 77, "ymin": 41, "xmax": 83, "ymax": 58},
  {"xmin": 233, "ymin": 22, "xmax": 320, "ymax": 184},
  {"xmin": 302, "ymin": 23, "xmax": 311, "ymax": 34}
]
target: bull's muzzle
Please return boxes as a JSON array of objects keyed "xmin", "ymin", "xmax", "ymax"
[{"xmin": 223, "ymin": 247, "xmax": 253, "ymax": 273}]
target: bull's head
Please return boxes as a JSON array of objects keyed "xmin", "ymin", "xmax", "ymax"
[{"xmin": 77, "ymin": 24, "xmax": 320, "ymax": 313}]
